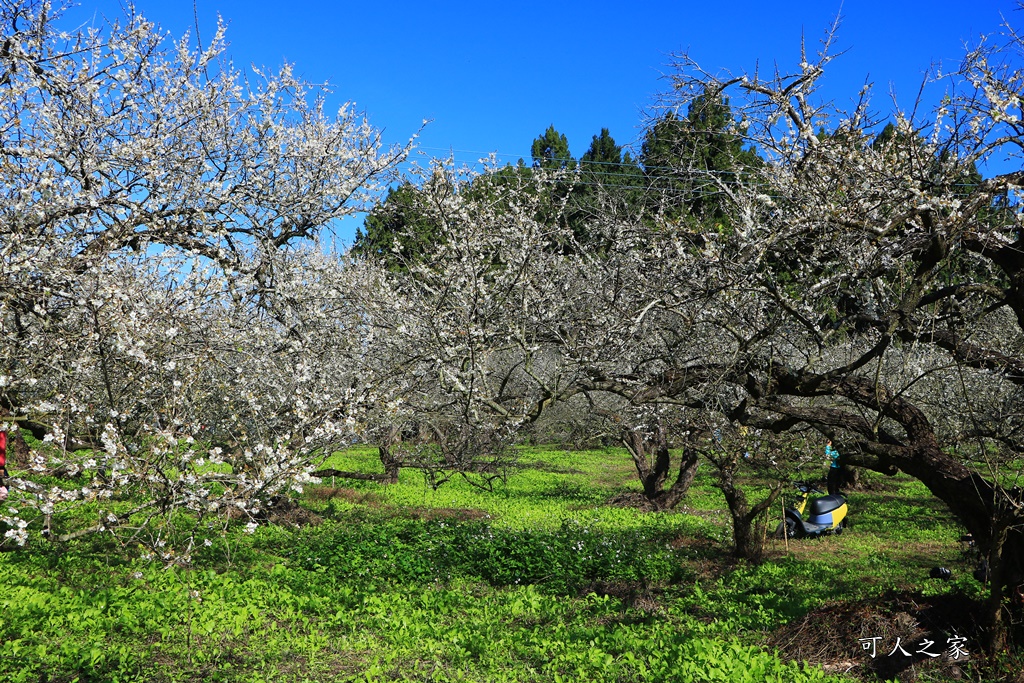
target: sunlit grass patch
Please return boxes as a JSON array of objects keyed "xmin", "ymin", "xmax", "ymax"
[{"xmin": 0, "ymin": 440, "xmax": 992, "ymax": 682}]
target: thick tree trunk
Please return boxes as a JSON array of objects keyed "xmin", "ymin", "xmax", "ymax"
[
  {"xmin": 986, "ymin": 520, "xmax": 1010, "ymax": 654},
  {"xmin": 738, "ymin": 369, "xmax": 1024, "ymax": 650},
  {"xmin": 847, "ymin": 443, "xmax": 1024, "ymax": 652},
  {"xmin": 839, "ymin": 463, "xmax": 860, "ymax": 490},
  {"xmin": 726, "ymin": 489, "xmax": 757, "ymax": 559},
  {"xmin": 379, "ymin": 444, "xmax": 400, "ymax": 484},
  {"xmin": 715, "ymin": 460, "xmax": 784, "ymax": 561},
  {"xmin": 376, "ymin": 425, "xmax": 402, "ymax": 484},
  {"xmin": 6, "ymin": 426, "xmax": 30, "ymax": 469},
  {"xmin": 664, "ymin": 449, "xmax": 700, "ymax": 509},
  {"xmin": 620, "ymin": 424, "xmax": 698, "ymax": 511}
]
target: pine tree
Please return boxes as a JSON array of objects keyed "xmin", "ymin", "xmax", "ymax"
[
  {"xmin": 568, "ymin": 128, "xmax": 644, "ymax": 248},
  {"xmin": 640, "ymin": 88, "xmax": 760, "ymax": 224},
  {"xmin": 580, "ymin": 128, "xmax": 623, "ymax": 168},
  {"xmin": 531, "ymin": 125, "xmax": 576, "ymax": 170},
  {"xmin": 351, "ymin": 183, "xmax": 440, "ymax": 269}
]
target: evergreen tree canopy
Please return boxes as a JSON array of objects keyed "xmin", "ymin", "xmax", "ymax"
[
  {"xmin": 531, "ymin": 125, "xmax": 576, "ymax": 170},
  {"xmin": 579, "ymin": 128, "xmax": 644, "ymax": 189},
  {"xmin": 351, "ymin": 183, "xmax": 440, "ymax": 269},
  {"xmin": 640, "ymin": 88, "xmax": 761, "ymax": 222},
  {"xmin": 568, "ymin": 128, "xmax": 644, "ymax": 243},
  {"xmin": 640, "ymin": 110, "xmax": 686, "ymax": 176},
  {"xmin": 581, "ymin": 128, "xmax": 624, "ymax": 169}
]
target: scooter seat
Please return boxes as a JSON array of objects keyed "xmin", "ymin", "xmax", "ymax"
[{"xmin": 809, "ymin": 494, "xmax": 846, "ymax": 516}]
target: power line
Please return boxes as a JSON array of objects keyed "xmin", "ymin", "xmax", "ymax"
[
  {"xmin": 412, "ymin": 146, "xmax": 742, "ymax": 174},
  {"xmin": 393, "ymin": 156, "xmax": 992, "ymax": 196},
  {"xmin": 409, "ymin": 146, "xmax": 995, "ymax": 186}
]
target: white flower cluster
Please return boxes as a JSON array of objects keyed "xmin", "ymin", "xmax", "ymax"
[{"xmin": 0, "ymin": 0, "xmax": 406, "ymax": 552}]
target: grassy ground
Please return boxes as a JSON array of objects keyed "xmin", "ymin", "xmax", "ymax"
[{"xmin": 0, "ymin": 445, "xmax": 1008, "ymax": 682}]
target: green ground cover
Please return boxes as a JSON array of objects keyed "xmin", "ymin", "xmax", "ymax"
[{"xmin": 0, "ymin": 445, "xmax": 994, "ymax": 682}]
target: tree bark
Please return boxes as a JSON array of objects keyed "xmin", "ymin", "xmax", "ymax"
[
  {"xmin": 376, "ymin": 425, "xmax": 402, "ymax": 484},
  {"xmin": 620, "ymin": 424, "xmax": 698, "ymax": 510},
  {"xmin": 379, "ymin": 446, "xmax": 400, "ymax": 484},
  {"xmin": 712, "ymin": 454, "xmax": 784, "ymax": 561},
  {"xmin": 985, "ymin": 519, "xmax": 1011, "ymax": 654},
  {"xmin": 309, "ymin": 468, "xmax": 396, "ymax": 483},
  {"xmin": 839, "ymin": 463, "xmax": 860, "ymax": 491}
]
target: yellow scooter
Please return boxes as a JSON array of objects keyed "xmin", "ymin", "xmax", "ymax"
[{"xmin": 774, "ymin": 481, "xmax": 848, "ymax": 539}]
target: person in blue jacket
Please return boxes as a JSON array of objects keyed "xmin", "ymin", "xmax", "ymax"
[{"xmin": 826, "ymin": 439, "xmax": 842, "ymax": 495}]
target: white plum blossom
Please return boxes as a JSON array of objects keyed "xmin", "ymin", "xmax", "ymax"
[{"xmin": 0, "ymin": 1, "xmax": 407, "ymax": 554}]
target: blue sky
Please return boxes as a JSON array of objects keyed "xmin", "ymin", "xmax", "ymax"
[{"xmin": 60, "ymin": 0, "xmax": 1019, "ymax": 242}]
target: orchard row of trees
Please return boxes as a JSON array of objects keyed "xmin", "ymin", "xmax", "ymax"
[
  {"xmin": 352, "ymin": 28, "xmax": 1024, "ymax": 653},
  {"xmin": 3, "ymin": 0, "xmax": 1024, "ymax": 651}
]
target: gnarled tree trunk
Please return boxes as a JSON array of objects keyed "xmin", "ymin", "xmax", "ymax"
[
  {"xmin": 377, "ymin": 427, "xmax": 401, "ymax": 484},
  {"xmin": 620, "ymin": 423, "xmax": 698, "ymax": 510},
  {"xmin": 705, "ymin": 449, "xmax": 784, "ymax": 561},
  {"xmin": 861, "ymin": 444, "xmax": 1024, "ymax": 654}
]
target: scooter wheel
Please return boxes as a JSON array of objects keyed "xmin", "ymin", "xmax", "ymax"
[{"xmin": 774, "ymin": 519, "xmax": 798, "ymax": 540}]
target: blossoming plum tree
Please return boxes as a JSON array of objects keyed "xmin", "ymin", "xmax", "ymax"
[
  {"xmin": 660, "ymin": 20, "xmax": 1024, "ymax": 650},
  {"xmin": 0, "ymin": 0, "xmax": 407, "ymax": 553},
  {"xmin": 345, "ymin": 163, "xmax": 589, "ymax": 488}
]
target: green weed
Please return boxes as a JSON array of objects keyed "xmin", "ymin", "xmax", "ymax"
[{"xmin": 0, "ymin": 444, "xmax": 988, "ymax": 682}]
